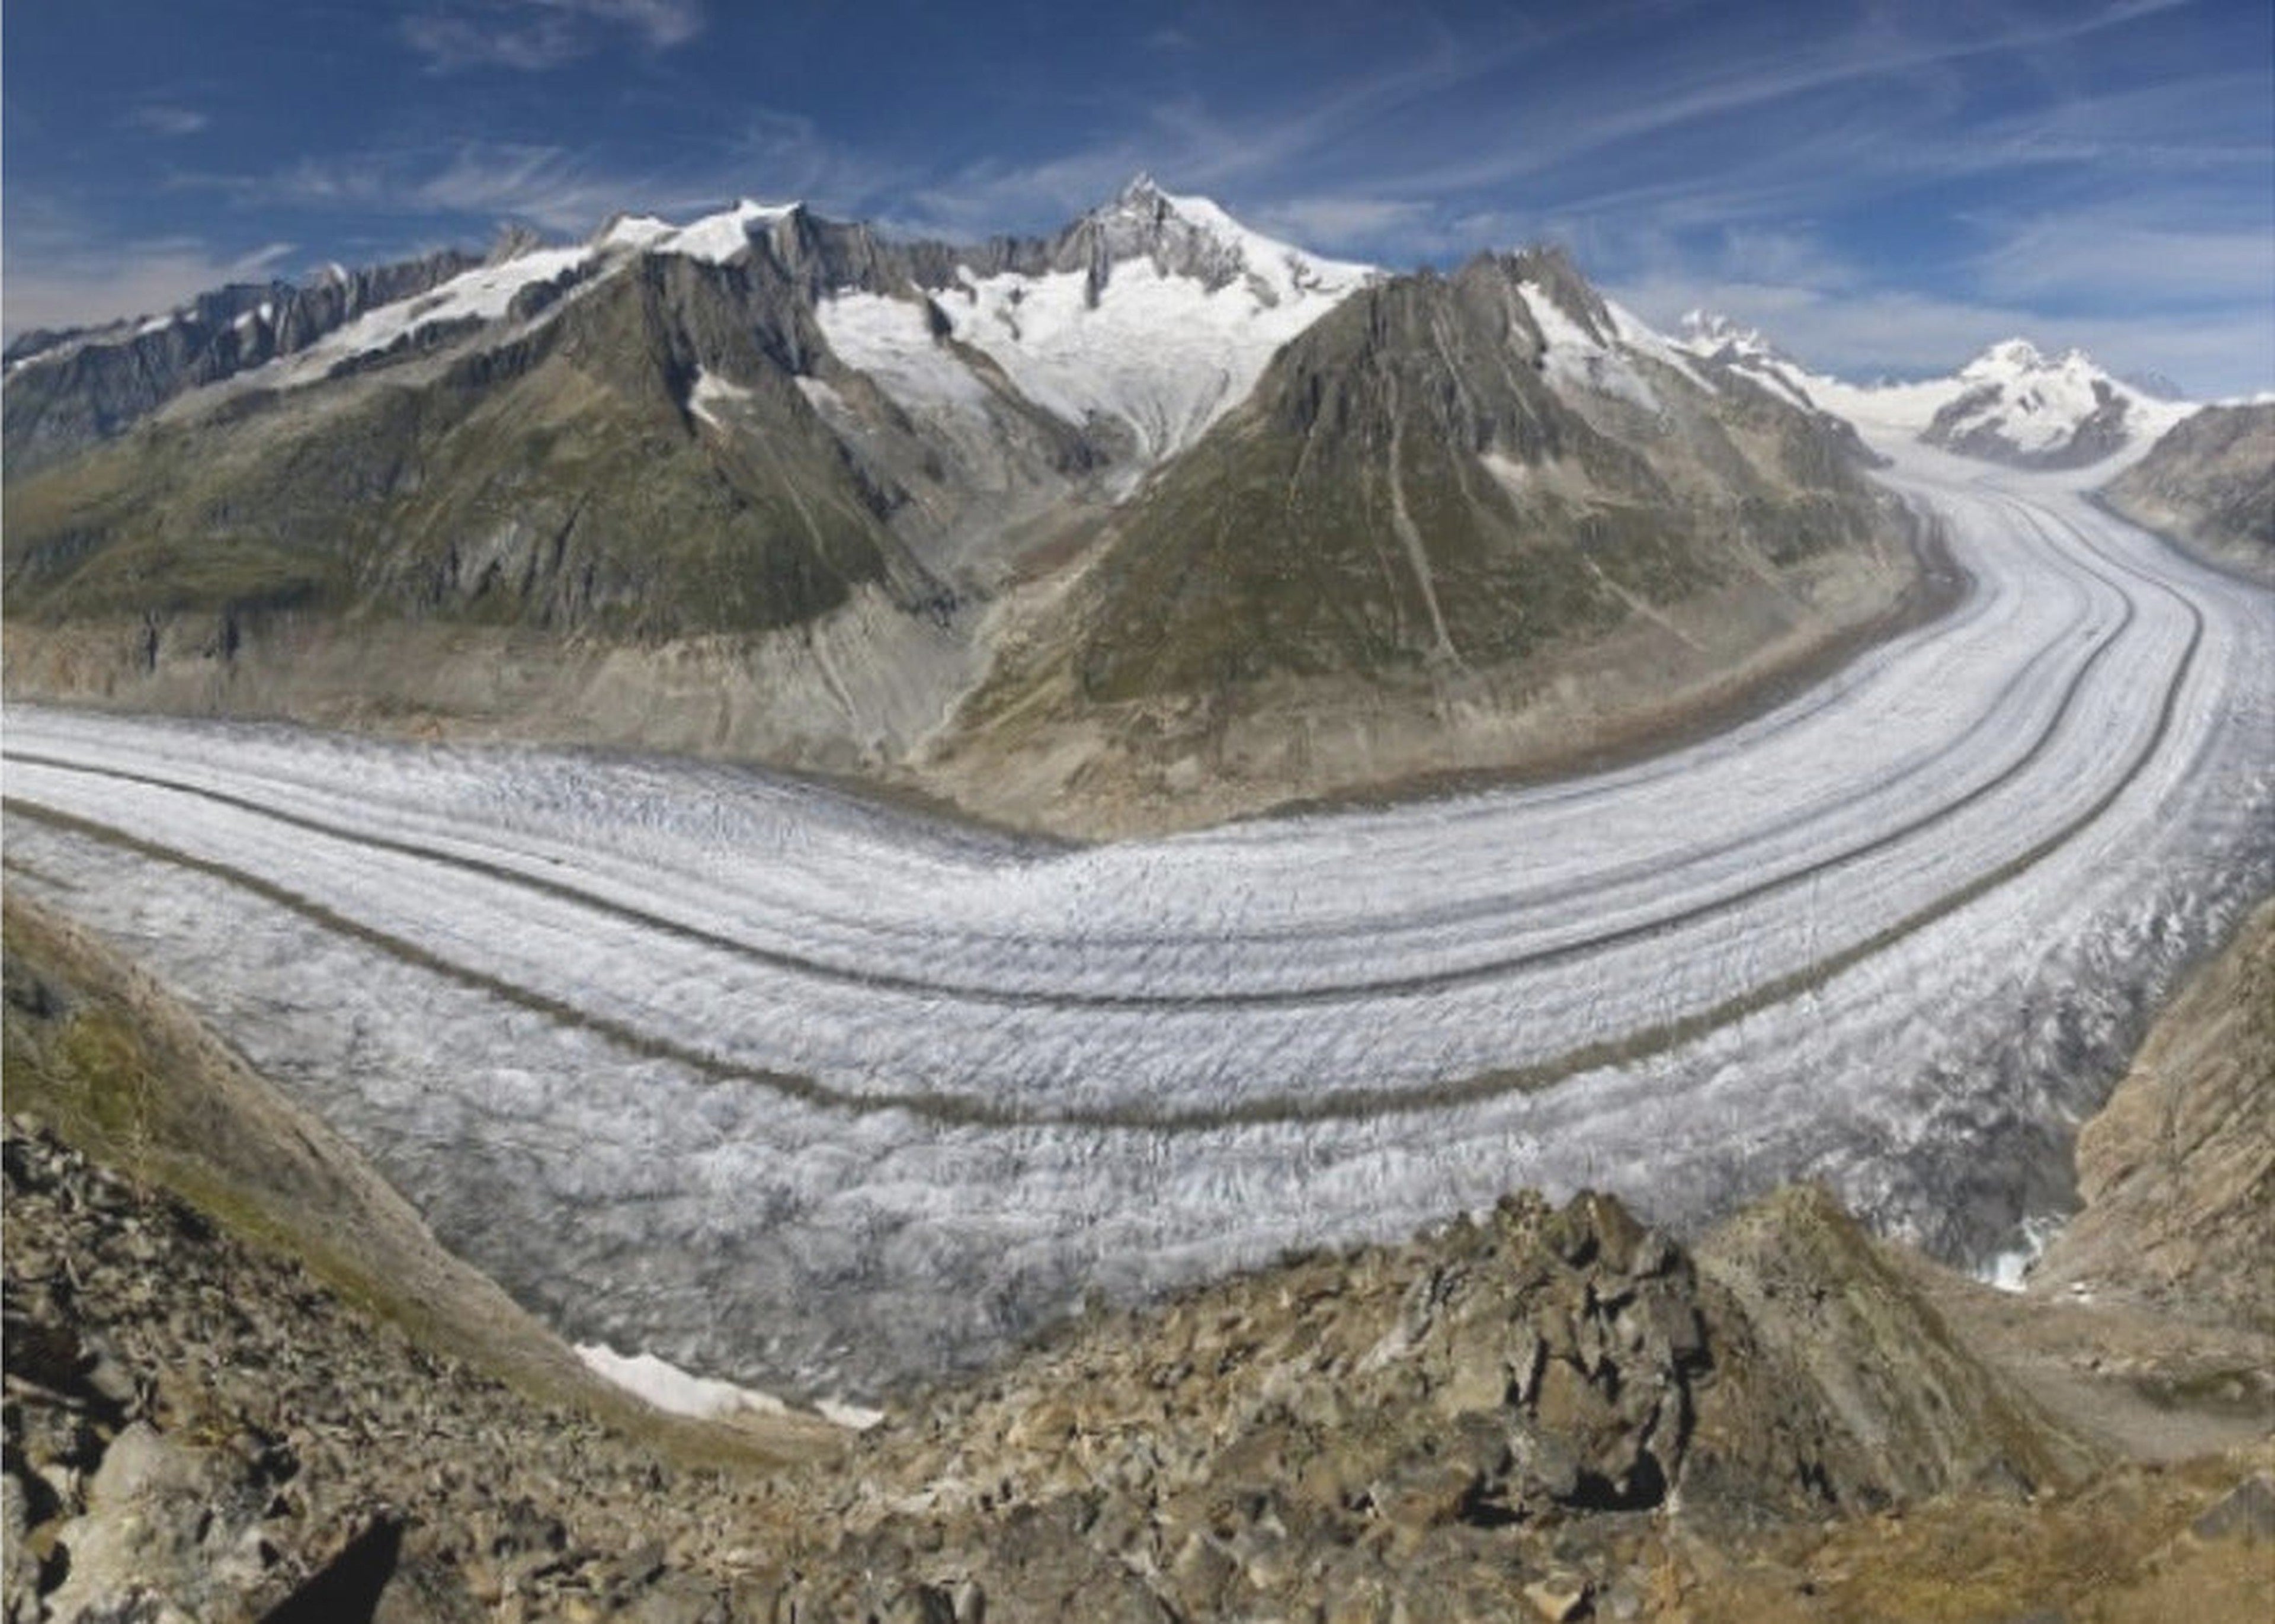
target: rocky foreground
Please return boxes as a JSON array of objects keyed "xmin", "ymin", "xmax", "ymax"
[
  {"xmin": 2101, "ymin": 402, "xmax": 2275, "ymax": 585},
  {"xmin": 4, "ymin": 905, "xmax": 2273, "ymax": 1620}
]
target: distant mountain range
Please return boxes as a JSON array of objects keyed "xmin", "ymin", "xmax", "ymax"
[
  {"xmin": 0, "ymin": 178, "xmax": 2235, "ymax": 833},
  {"xmin": 1675, "ymin": 315, "xmax": 2196, "ymax": 471}
]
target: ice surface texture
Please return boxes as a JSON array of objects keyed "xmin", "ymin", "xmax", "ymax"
[{"xmin": 4, "ymin": 445, "xmax": 2270, "ymax": 1399}]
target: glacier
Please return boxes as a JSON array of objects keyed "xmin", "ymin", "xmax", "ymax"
[{"xmin": 2, "ymin": 441, "xmax": 2270, "ymax": 1402}]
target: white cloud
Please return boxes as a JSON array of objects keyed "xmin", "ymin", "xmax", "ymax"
[
  {"xmin": 171, "ymin": 107, "xmax": 891, "ymax": 244},
  {"xmin": 124, "ymin": 105, "xmax": 211, "ymax": 138},
  {"xmin": 1250, "ymin": 196, "xmax": 1432, "ymax": 255},
  {"xmin": 403, "ymin": 0, "xmax": 704, "ymax": 72},
  {"xmin": 2, "ymin": 231, "xmax": 295, "ymax": 339},
  {"xmin": 1971, "ymin": 214, "xmax": 2275, "ymax": 306}
]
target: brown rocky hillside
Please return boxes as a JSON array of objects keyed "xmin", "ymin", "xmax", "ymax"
[{"xmin": 4, "ymin": 898, "xmax": 2270, "ymax": 1621}]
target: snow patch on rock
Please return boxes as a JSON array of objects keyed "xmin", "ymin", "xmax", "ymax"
[
  {"xmin": 1520, "ymin": 282, "xmax": 1661, "ymax": 412},
  {"xmin": 687, "ymin": 366, "xmax": 754, "ymax": 429},
  {"xmin": 933, "ymin": 185, "xmax": 1372, "ymax": 464},
  {"xmin": 816, "ymin": 291, "xmax": 994, "ymax": 412}
]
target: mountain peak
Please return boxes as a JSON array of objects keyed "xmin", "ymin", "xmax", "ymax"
[
  {"xmin": 485, "ymin": 224, "xmax": 548, "ymax": 266},
  {"xmin": 1066, "ymin": 176, "xmax": 1373, "ymax": 298},
  {"xmin": 1958, "ymin": 338, "xmax": 2135, "ymax": 391},
  {"xmin": 1682, "ymin": 308, "xmax": 1757, "ymax": 347},
  {"xmin": 1678, "ymin": 309, "xmax": 1798, "ymax": 368},
  {"xmin": 592, "ymin": 197, "xmax": 805, "ymax": 264},
  {"xmin": 1968, "ymin": 337, "xmax": 2051, "ymax": 376},
  {"xmin": 1093, "ymin": 172, "xmax": 1217, "ymax": 236}
]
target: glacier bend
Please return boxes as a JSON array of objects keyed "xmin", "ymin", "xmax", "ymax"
[{"xmin": 4, "ymin": 443, "xmax": 2271, "ymax": 1401}]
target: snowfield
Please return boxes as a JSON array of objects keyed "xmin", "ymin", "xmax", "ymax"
[{"xmin": 3, "ymin": 444, "xmax": 2270, "ymax": 1401}]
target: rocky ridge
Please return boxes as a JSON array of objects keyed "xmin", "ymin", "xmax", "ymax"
[
  {"xmin": 2100, "ymin": 402, "xmax": 2275, "ymax": 584},
  {"xmin": 2, "ymin": 183, "xmax": 1927, "ymax": 838},
  {"xmin": 11, "ymin": 1112, "xmax": 2272, "ymax": 1623},
  {"xmin": 2031, "ymin": 898, "xmax": 2275, "ymax": 1331},
  {"xmin": 2, "ymin": 245, "xmax": 493, "ymax": 476}
]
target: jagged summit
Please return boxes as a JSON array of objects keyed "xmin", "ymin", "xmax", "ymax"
[
  {"xmin": 595, "ymin": 197, "xmax": 805, "ymax": 261},
  {"xmin": 1041, "ymin": 172, "xmax": 1373, "ymax": 307},
  {"xmin": 1972, "ymin": 336, "xmax": 2049, "ymax": 371},
  {"xmin": 485, "ymin": 223, "xmax": 547, "ymax": 265},
  {"xmin": 1681, "ymin": 308, "xmax": 1787, "ymax": 363},
  {"xmin": 1961, "ymin": 337, "xmax": 2112, "ymax": 383}
]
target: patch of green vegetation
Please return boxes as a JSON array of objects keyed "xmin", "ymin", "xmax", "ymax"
[
  {"xmin": 2, "ymin": 264, "xmax": 922, "ymax": 648},
  {"xmin": 988, "ymin": 252, "xmax": 1898, "ymax": 732}
]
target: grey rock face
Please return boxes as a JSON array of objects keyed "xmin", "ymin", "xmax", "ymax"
[
  {"xmin": 1, "ymin": 1121, "xmax": 773, "ymax": 1623},
  {"xmin": 2103, "ymin": 402, "xmax": 2275, "ymax": 576},
  {"xmin": 1, "ymin": 248, "xmax": 488, "ymax": 473}
]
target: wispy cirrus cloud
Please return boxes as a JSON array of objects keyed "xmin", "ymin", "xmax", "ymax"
[
  {"xmin": 402, "ymin": 0, "xmax": 704, "ymax": 73},
  {"xmin": 1606, "ymin": 226, "xmax": 2275, "ymax": 399},
  {"xmin": 124, "ymin": 104, "xmax": 211, "ymax": 138},
  {"xmin": 1969, "ymin": 211, "xmax": 2275, "ymax": 307},
  {"xmin": 7, "ymin": 0, "xmax": 2267, "ymax": 392},
  {"xmin": 181, "ymin": 108, "xmax": 890, "ymax": 241},
  {"xmin": 2, "ymin": 196, "xmax": 294, "ymax": 337},
  {"xmin": 1251, "ymin": 196, "xmax": 1435, "ymax": 255}
]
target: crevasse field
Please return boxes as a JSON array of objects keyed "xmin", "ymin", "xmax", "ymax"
[{"xmin": 4, "ymin": 442, "xmax": 2271, "ymax": 1402}]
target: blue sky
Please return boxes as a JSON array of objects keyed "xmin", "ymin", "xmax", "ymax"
[{"xmin": 7, "ymin": 0, "xmax": 2271, "ymax": 393}]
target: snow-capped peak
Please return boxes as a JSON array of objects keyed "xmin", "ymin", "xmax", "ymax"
[
  {"xmin": 598, "ymin": 198, "xmax": 803, "ymax": 264},
  {"xmin": 1071, "ymin": 173, "xmax": 1375, "ymax": 307},
  {"xmin": 1671, "ymin": 315, "xmax": 2195, "ymax": 468},
  {"xmin": 1679, "ymin": 309, "xmax": 1784, "ymax": 363},
  {"xmin": 1672, "ymin": 309, "xmax": 1832, "ymax": 412},
  {"xmin": 1923, "ymin": 338, "xmax": 2194, "ymax": 466},
  {"xmin": 844, "ymin": 176, "xmax": 1377, "ymax": 469},
  {"xmin": 1962, "ymin": 338, "xmax": 2054, "ymax": 379}
]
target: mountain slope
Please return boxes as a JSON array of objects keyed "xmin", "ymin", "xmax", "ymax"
[
  {"xmin": 925, "ymin": 250, "xmax": 1927, "ymax": 833},
  {"xmin": 2101, "ymin": 402, "xmax": 2275, "ymax": 582},
  {"xmin": 2029, "ymin": 899, "xmax": 2275, "ymax": 1330},
  {"xmin": 5, "ymin": 246, "xmax": 943, "ymax": 639},
  {"xmin": 7, "ymin": 187, "xmax": 1931, "ymax": 835},
  {"xmin": 0, "ymin": 893, "xmax": 843, "ymax": 1462}
]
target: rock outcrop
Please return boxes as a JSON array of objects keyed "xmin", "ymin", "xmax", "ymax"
[
  {"xmin": 2032, "ymin": 899, "xmax": 2275, "ymax": 1331},
  {"xmin": 2102, "ymin": 403, "xmax": 2275, "ymax": 584},
  {"xmin": 4, "ymin": 1074, "xmax": 2106, "ymax": 1624},
  {"xmin": 4, "ymin": 896, "xmax": 2265, "ymax": 1620},
  {"xmin": 2, "ymin": 1122, "xmax": 812, "ymax": 1623}
]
